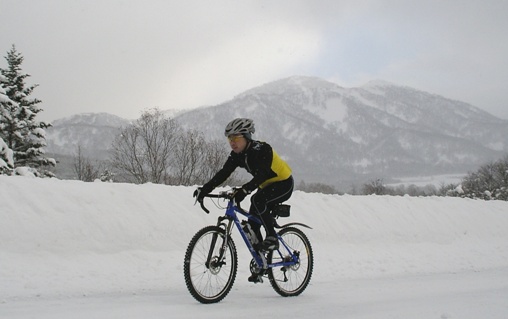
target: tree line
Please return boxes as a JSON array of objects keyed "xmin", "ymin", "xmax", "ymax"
[{"xmin": 353, "ymin": 156, "xmax": 508, "ymax": 200}]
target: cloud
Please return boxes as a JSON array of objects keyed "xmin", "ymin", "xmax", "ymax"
[
  {"xmin": 1, "ymin": 0, "xmax": 508, "ymax": 120},
  {"xmin": 157, "ymin": 22, "xmax": 322, "ymax": 109},
  {"xmin": 320, "ymin": 0, "xmax": 508, "ymax": 117}
]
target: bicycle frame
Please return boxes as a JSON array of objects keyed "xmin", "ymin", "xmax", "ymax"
[{"xmin": 205, "ymin": 194, "xmax": 300, "ymax": 272}]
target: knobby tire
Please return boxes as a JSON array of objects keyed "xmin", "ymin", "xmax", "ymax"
[
  {"xmin": 267, "ymin": 226, "xmax": 314, "ymax": 297},
  {"xmin": 183, "ymin": 225, "xmax": 238, "ymax": 304}
]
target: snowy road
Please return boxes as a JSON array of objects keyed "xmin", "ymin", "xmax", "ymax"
[{"xmin": 3, "ymin": 268, "xmax": 507, "ymax": 319}]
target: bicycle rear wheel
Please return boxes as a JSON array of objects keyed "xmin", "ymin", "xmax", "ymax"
[
  {"xmin": 183, "ymin": 225, "xmax": 238, "ymax": 303},
  {"xmin": 267, "ymin": 226, "xmax": 313, "ymax": 297}
]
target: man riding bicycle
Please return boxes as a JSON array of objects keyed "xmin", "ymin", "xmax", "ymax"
[{"xmin": 194, "ymin": 118, "xmax": 294, "ymax": 257}]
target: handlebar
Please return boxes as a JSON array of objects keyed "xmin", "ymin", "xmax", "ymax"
[{"xmin": 196, "ymin": 191, "xmax": 235, "ymax": 214}]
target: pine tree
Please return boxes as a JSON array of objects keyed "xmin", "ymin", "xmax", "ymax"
[
  {"xmin": 0, "ymin": 74, "xmax": 15, "ymax": 174},
  {"xmin": 0, "ymin": 44, "xmax": 55, "ymax": 175}
]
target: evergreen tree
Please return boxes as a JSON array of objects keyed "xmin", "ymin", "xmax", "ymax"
[
  {"xmin": 0, "ymin": 45, "xmax": 55, "ymax": 175},
  {"xmin": 0, "ymin": 75, "xmax": 15, "ymax": 174}
]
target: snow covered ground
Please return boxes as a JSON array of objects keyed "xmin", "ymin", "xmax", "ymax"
[{"xmin": 1, "ymin": 176, "xmax": 508, "ymax": 318}]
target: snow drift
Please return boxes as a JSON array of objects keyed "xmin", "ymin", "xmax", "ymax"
[{"xmin": 1, "ymin": 176, "xmax": 508, "ymax": 301}]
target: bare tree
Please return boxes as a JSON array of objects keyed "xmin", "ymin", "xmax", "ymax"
[
  {"xmin": 73, "ymin": 144, "xmax": 100, "ymax": 182},
  {"xmin": 200, "ymin": 139, "xmax": 232, "ymax": 183},
  {"xmin": 110, "ymin": 108, "xmax": 179, "ymax": 184},
  {"xmin": 170, "ymin": 129, "xmax": 204, "ymax": 185},
  {"xmin": 297, "ymin": 180, "xmax": 339, "ymax": 194},
  {"xmin": 73, "ymin": 145, "xmax": 86, "ymax": 180},
  {"xmin": 170, "ymin": 133, "xmax": 237, "ymax": 186},
  {"xmin": 362, "ymin": 178, "xmax": 387, "ymax": 195},
  {"xmin": 109, "ymin": 108, "xmax": 240, "ymax": 186}
]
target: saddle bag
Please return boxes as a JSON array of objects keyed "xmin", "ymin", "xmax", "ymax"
[{"xmin": 272, "ymin": 204, "xmax": 290, "ymax": 218}]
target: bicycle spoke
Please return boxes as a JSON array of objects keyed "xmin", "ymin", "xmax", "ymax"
[
  {"xmin": 184, "ymin": 226, "xmax": 238, "ymax": 303},
  {"xmin": 267, "ymin": 227, "xmax": 313, "ymax": 297}
]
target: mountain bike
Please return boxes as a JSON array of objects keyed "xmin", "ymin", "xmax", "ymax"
[{"xmin": 183, "ymin": 190, "xmax": 314, "ymax": 304}]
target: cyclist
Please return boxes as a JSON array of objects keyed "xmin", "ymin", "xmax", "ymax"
[{"xmin": 194, "ymin": 118, "xmax": 294, "ymax": 253}]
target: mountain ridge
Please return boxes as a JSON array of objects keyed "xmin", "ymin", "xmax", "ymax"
[
  {"xmin": 173, "ymin": 76, "xmax": 507, "ymax": 188},
  {"xmin": 46, "ymin": 76, "xmax": 508, "ymax": 188}
]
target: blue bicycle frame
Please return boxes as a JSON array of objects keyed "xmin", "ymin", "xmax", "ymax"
[{"xmin": 205, "ymin": 193, "xmax": 302, "ymax": 272}]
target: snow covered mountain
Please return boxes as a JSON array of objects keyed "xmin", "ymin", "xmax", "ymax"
[
  {"xmin": 175, "ymin": 76, "xmax": 508, "ymax": 188},
  {"xmin": 46, "ymin": 112, "xmax": 131, "ymax": 159},
  {"xmin": 46, "ymin": 77, "xmax": 508, "ymax": 188}
]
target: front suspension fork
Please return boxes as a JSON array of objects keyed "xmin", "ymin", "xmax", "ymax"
[{"xmin": 205, "ymin": 217, "xmax": 234, "ymax": 269}]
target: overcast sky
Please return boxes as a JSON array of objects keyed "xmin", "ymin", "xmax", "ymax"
[{"xmin": 1, "ymin": 0, "xmax": 507, "ymax": 121}]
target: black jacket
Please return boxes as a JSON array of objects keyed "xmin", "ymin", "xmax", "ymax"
[{"xmin": 204, "ymin": 140, "xmax": 291, "ymax": 193}]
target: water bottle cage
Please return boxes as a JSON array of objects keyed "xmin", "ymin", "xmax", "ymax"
[{"xmin": 242, "ymin": 221, "xmax": 259, "ymax": 245}]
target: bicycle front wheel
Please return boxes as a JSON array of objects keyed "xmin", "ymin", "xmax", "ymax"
[
  {"xmin": 183, "ymin": 225, "xmax": 238, "ymax": 303},
  {"xmin": 267, "ymin": 226, "xmax": 313, "ymax": 297}
]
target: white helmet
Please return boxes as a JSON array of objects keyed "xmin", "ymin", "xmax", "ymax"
[{"xmin": 224, "ymin": 118, "xmax": 255, "ymax": 137}]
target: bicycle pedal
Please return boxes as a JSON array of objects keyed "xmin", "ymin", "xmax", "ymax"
[{"xmin": 248, "ymin": 274, "xmax": 264, "ymax": 284}]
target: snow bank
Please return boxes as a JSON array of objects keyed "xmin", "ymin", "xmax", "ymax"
[{"xmin": 1, "ymin": 176, "xmax": 508, "ymax": 300}]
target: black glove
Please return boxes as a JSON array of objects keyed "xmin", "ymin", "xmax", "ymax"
[
  {"xmin": 233, "ymin": 187, "xmax": 249, "ymax": 203},
  {"xmin": 193, "ymin": 188, "xmax": 202, "ymax": 201},
  {"xmin": 194, "ymin": 184, "xmax": 213, "ymax": 202}
]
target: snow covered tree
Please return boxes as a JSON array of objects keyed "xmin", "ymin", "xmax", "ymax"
[
  {"xmin": 0, "ymin": 136, "xmax": 13, "ymax": 174},
  {"xmin": 458, "ymin": 155, "xmax": 508, "ymax": 201},
  {"xmin": 0, "ymin": 74, "xmax": 15, "ymax": 174},
  {"xmin": 0, "ymin": 45, "xmax": 55, "ymax": 175}
]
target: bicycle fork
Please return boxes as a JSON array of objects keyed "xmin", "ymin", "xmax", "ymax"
[{"xmin": 205, "ymin": 217, "xmax": 232, "ymax": 269}]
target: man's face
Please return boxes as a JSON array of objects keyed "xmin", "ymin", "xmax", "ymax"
[{"xmin": 228, "ymin": 134, "xmax": 247, "ymax": 153}]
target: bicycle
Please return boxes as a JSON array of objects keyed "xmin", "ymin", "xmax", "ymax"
[{"xmin": 183, "ymin": 189, "xmax": 314, "ymax": 304}]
